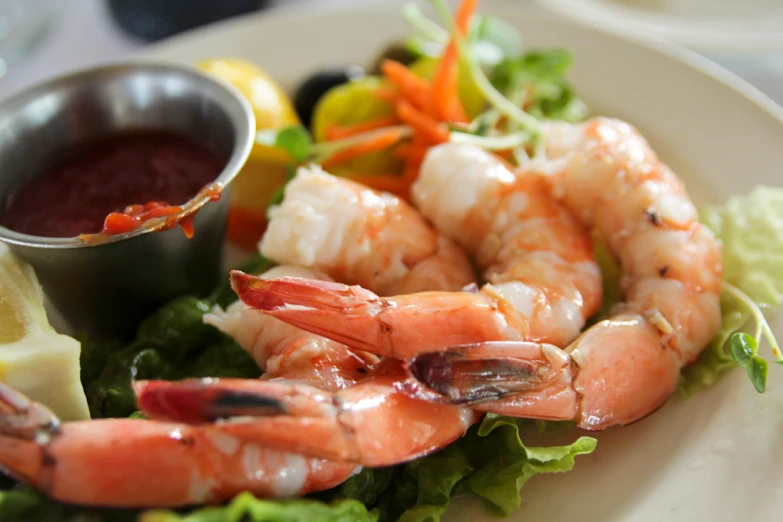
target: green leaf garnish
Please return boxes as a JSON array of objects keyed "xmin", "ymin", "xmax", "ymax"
[
  {"xmin": 729, "ymin": 332, "xmax": 755, "ymax": 366},
  {"xmin": 256, "ymin": 125, "xmax": 313, "ymax": 162},
  {"xmin": 729, "ymin": 333, "xmax": 768, "ymax": 393},
  {"xmin": 402, "ymin": 3, "xmax": 521, "ymax": 67}
]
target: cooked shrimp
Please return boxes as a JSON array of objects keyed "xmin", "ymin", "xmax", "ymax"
[
  {"xmin": 0, "ymin": 382, "xmax": 359, "ymax": 507},
  {"xmin": 135, "ymin": 362, "xmax": 478, "ymax": 467},
  {"xmin": 260, "ymin": 164, "xmax": 475, "ymax": 295},
  {"xmin": 148, "ymin": 259, "xmax": 481, "ymax": 469},
  {"xmin": 0, "ymin": 265, "xmax": 379, "ymax": 507},
  {"xmin": 232, "ymin": 143, "xmax": 601, "ymax": 357},
  {"xmin": 410, "ymin": 118, "xmax": 722, "ymax": 429},
  {"xmin": 204, "ymin": 265, "xmax": 379, "ymax": 389}
]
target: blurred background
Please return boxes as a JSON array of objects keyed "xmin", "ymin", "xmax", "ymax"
[{"xmin": 0, "ymin": 0, "xmax": 781, "ymax": 106}]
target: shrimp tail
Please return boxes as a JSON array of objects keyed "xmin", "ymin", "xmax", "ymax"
[
  {"xmin": 136, "ymin": 378, "xmax": 363, "ymax": 463},
  {"xmin": 231, "ymin": 272, "xmax": 388, "ymax": 353},
  {"xmin": 135, "ymin": 379, "xmax": 304, "ymax": 423},
  {"xmin": 0, "ymin": 382, "xmax": 58, "ymax": 487},
  {"xmin": 407, "ymin": 341, "xmax": 575, "ymax": 405},
  {"xmin": 135, "ymin": 364, "xmax": 477, "ymax": 467}
]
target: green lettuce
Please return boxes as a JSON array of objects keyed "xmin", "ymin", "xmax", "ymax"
[
  {"xmin": 0, "ymin": 489, "xmax": 375, "ymax": 522},
  {"xmin": 332, "ymin": 417, "xmax": 594, "ymax": 522},
  {"xmin": 84, "ymin": 296, "xmax": 261, "ymax": 418},
  {"xmin": 679, "ymin": 186, "xmax": 783, "ymax": 394},
  {"xmin": 141, "ymin": 494, "xmax": 378, "ymax": 522},
  {"xmin": 491, "ymin": 49, "xmax": 587, "ymax": 123}
]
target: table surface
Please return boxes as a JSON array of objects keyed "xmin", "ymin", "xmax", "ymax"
[{"xmin": 2, "ymin": 0, "xmax": 783, "ymax": 108}]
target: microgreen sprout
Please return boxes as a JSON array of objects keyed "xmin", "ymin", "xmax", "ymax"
[{"xmin": 722, "ymin": 281, "xmax": 783, "ymax": 392}]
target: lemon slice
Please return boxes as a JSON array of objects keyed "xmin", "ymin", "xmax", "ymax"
[
  {"xmin": 197, "ymin": 58, "xmax": 301, "ymax": 166},
  {"xmin": 0, "ymin": 243, "xmax": 90, "ymax": 420}
]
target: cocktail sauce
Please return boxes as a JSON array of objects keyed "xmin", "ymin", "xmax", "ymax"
[{"xmin": 2, "ymin": 130, "xmax": 226, "ymax": 238}]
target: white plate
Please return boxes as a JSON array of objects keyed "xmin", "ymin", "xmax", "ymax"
[
  {"xmin": 136, "ymin": 1, "xmax": 783, "ymax": 521},
  {"xmin": 536, "ymin": 0, "xmax": 783, "ymax": 51}
]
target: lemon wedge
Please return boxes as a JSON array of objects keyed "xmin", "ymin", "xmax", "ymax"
[
  {"xmin": 197, "ymin": 58, "xmax": 301, "ymax": 166},
  {"xmin": 0, "ymin": 243, "xmax": 90, "ymax": 420},
  {"xmin": 197, "ymin": 58, "xmax": 300, "ymax": 241}
]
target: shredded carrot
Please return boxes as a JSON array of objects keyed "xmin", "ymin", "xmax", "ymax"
[
  {"xmin": 394, "ymin": 142, "xmax": 428, "ymax": 165},
  {"xmin": 326, "ymin": 116, "xmax": 400, "ymax": 141},
  {"xmin": 320, "ymin": 127, "xmax": 406, "ymax": 169},
  {"xmin": 396, "ymin": 100, "xmax": 449, "ymax": 145},
  {"xmin": 381, "ymin": 60, "xmax": 432, "ymax": 111},
  {"xmin": 431, "ymin": 0, "xmax": 477, "ymax": 123},
  {"xmin": 350, "ymin": 175, "xmax": 413, "ymax": 201}
]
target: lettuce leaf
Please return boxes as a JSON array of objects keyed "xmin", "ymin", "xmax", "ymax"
[
  {"xmin": 701, "ymin": 186, "xmax": 783, "ymax": 309},
  {"xmin": 140, "ymin": 493, "xmax": 377, "ymax": 522},
  {"xmin": 333, "ymin": 416, "xmax": 595, "ymax": 522},
  {"xmin": 461, "ymin": 416, "xmax": 596, "ymax": 516},
  {"xmin": 679, "ymin": 186, "xmax": 783, "ymax": 394},
  {"xmin": 0, "ymin": 488, "xmax": 375, "ymax": 522}
]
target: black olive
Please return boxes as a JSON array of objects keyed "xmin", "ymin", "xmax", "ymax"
[
  {"xmin": 369, "ymin": 42, "xmax": 418, "ymax": 74},
  {"xmin": 293, "ymin": 66, "xmax": 365, "ymax": 129}
]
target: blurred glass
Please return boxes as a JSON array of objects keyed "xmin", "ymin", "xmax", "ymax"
[
  {"xmin": 0, "ymin": 0, "xmax": 62, "ymax": 78},
  {"xmin": 105, "ymin": 0, "xmax": 270, "ymax": 42}
]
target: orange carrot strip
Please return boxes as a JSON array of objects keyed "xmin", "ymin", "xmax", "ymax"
[
  {"xmin": 381, "ymin": 60, "xmax": 432, "ymax": 111},
  {"xmin": 326, "ymin": 116, "xmax": 400, "ymax": 141},
  {"xmin": 350, "ymin": 175, "xmax": 412, "ymax": 201},
  {"xmin": 320, "ymin": 128, "xmax": 405, "ymax": 169},
  {"xmin": 393, "ymin": 142, "xmax": 428, "ymax": 165},
  {"xmin": 396, "ymin": 100, "xmax": 449, "ymax": 144},
  {"xmin": 431, "ymin": 0, "xmax": 477, "ymax": 122}
]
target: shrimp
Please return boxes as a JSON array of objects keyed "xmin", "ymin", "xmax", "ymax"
[
  {"xmin": 139, "ymin": 254, "xmax": 481, "ymax": 469},
  {"xmin": 259, "ymin": 164, "xmax": 475, "ymax": 295},
  {"xmin": 135, "ymin": 362, "xmax": 478, "ymax": 468},
  {"xmin": 0, "ymin": 382, "xmax": 359, "ymax": 507},
  {"xmin": 0, "ymin": 266, "xmax": 378, "ymax": 507},
  {"xmin": 204, "ymin": 265, "xmax": 379, "ymax": 389},
  {"xmin": 408, "ymin": 119, "xmax": 722, "ymax": 429},
  {"xmin": 232, "ymin": 143, "xmax": 602, "ymax": 357}
]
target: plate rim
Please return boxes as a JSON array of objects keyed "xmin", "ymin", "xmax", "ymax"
[{"xmin": 535, "ymin": 0, "xmax": 783, "ymax": 52}]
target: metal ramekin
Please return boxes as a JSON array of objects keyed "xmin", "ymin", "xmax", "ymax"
[{"xmin": 0, "ymin": 63, "xmax": 255, "ymax": 338}]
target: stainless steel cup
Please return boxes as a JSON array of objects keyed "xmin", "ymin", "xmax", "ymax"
[{"xmin": 0, "ymin": 63, "xmax": 255, "ymax": 338}]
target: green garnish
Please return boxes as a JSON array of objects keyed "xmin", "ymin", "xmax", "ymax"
[
  {"xmin": 256, "ymin": 125, "xmax": 313, "ymax": 163},
  {"xmin": 680, "ymin": 187, "xmax": 783, "ymax": 394},
  {"xmin": 403, "ymin": 3, "xmax": 521, "ymax": 67},
  {"xmin": 492, "ymin": 49, "xmax": 587, "ymax": 123}
]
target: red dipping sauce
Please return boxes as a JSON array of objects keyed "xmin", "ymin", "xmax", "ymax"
[{"xmin": 2, "ymin": 130, "xmax": 227, "ymax": 238}]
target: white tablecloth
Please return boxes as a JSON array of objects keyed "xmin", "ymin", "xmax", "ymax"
[{"xmin": 2, "ymin": 0, "xmax": 782, "ymax": 107}]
